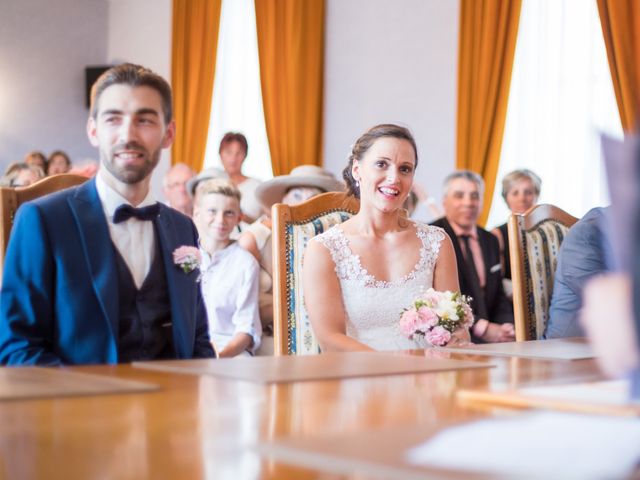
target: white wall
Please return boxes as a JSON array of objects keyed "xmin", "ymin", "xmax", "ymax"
[
  {"xmin": 107, "ymin": 0, "xmax": 173, "ymax": 199},
  {"xmin": 105, "ymin": 0, "xmax": 460, "ymax": 203},
  {"xmin": 0, "ymin": 0, "xmax": 108, "ymax": 170},
  {"xmin": 323, "ymin": 0, "xmax": 459, "ymax": 203},
  {"xmin": 1, "ymin": 0, "xmax": 459, "ymax": 204}
]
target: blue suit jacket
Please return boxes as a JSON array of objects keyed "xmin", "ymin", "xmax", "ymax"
[
  {"xmin": 545, "ymin": 207, "xmax": 613, "ymax": 339},
  {"xmin": 0, "ymin": 178, "xmax": 215, "ymax": 365}
]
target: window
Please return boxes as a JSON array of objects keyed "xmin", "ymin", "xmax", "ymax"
[
  {"xmin": 203, "ymin": 0, "xmax": 273, "ymax": 180},
  {"xmin": 487, "ymin": 0, "xmax": 623, "ymax": 228}
]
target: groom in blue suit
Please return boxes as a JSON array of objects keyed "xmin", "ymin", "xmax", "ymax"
[{"xmin": 0, "ymin": 63, "xmax": 215, "ymax": 365}]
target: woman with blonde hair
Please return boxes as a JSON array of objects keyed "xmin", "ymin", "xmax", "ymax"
[
  {"xmin": 491, "ymin": 169, "xmax": 542, "ymax": 283},
  {"xmin": 1, "ymin": 162, "xmax": 45, "ymax": 187}
]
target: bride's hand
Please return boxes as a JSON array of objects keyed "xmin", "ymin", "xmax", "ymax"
[{"xmin": 446, "ymin": 327, "xmax": 471, "ymax": 347}]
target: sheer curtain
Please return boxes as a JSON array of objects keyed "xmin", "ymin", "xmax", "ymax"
[
  {"xmin": 203, "ymin": 0, "xmax": 273, "ymax": 180},
  {"xmin": 487, "ymin": 0, "xmax": 623, "ymax": 228}
]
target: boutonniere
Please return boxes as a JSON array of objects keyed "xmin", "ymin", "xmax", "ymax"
[{"xmin": 172, "ymin": 246, "xmax": 201, "ymax": 274}]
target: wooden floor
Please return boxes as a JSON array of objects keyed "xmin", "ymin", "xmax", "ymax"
[{"xmin": 0, "ymin": 350, "xmax": 606, "ymax": 479}]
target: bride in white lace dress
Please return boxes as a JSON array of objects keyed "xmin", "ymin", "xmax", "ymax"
[{"xmin": 303, "ymin": 124, "xmax": 470, "ymax": 351}]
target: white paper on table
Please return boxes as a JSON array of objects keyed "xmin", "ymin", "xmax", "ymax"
[
  {"xmin": 406, "ymin": 411, "xmax": 640, "ymax": 479},
  {"xmin": 519, "ymin": 379, "xmax": 631, "ymax": 405}
]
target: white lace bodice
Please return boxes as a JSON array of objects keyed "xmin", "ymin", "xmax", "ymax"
[{"xmin": 313, "ymin": 222, "xmax": 446, "ymax": 350}]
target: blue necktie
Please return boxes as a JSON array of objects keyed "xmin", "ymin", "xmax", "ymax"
[{"xmin": 113, "ymin": 203, "xmax": 160, "ymax": 224}]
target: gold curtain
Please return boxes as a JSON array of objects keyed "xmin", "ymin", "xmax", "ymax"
[
  {"xmin": 456, "ymin": 0, "xmax": 522, "ymax": 226},
  {"xmin": 171, "ymin": 0, "xmax": 222, "ymax": 172},
  {"xmin": 597, "ymin": 0, "xmax": 640, "ymax": 133},
  {"xmin": 254, "ymin": 0, "xmax": 325, "ymax": 176}
]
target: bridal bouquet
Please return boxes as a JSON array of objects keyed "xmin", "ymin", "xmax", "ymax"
[{"xmin": 399, "ymin": 289, "xmax": 474, "ymax": 346}]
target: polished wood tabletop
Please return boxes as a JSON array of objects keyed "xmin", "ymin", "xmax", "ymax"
[{"xmin": 0, "ymin": 350, "xmax": 606, "ymax": 479}]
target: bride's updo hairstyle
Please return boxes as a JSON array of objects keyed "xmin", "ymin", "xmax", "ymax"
[{"xmin": 342, "ymin": 124, "xmax": 418, "ymax": 198}]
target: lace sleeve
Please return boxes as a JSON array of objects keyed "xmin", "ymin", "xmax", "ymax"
[
  {"xmin": 416, "ymin": 223, "xmax": 446, "ymax": 271},
  {"xmin": 312, "ymin": 226, "xmax": 366, "ymax": 282}
]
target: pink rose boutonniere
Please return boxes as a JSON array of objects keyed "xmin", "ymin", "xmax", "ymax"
[
  {"xmin": 172, "ymin": 246, "xmax": 201, "ymax": 274},
  {"xmin": 399, "ymin": 288, "xmax": 474, "ymax": 347}
]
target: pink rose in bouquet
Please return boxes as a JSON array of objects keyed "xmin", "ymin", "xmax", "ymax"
[
  {"xmin": 461, "ymin": 301, "xmax": 475, "ymax": 329},
  {"xmin": 417, "ymin": 306, "xmax": 439, "ymax": 330},
  {"xmin": 172, "ymin": 246, "xmax": 201, "ymax": 274},
  {"xmin": 426, "ymin": 325, "xmax": 452, "ymax": 346},
  {"xmin": 399, "ymin": 288, "xmax": 474, "ymax": 346},
  {"xmin": 400, "ymin": 309, "xmax": 421, "ymax": 337}
]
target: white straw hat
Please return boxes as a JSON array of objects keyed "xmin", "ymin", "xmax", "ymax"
[
  {"xmin": 186, "ymin": 167, "xmax": 229, "ymax": 197},
  {"xmin": 255, "ymin": 165, "xmax": 344, "ymax": 208}
]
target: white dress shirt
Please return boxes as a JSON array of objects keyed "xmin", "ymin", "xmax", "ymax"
[
  {"xmin": 95, "ymin": 172, "xmax": 157, "ymax": 288},
  {"xmin": 199, "ymin": 242, "xmax": 262, "ymax": 354}
]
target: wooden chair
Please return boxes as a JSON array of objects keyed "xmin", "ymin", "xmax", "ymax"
[
  {"xmin": 272, "ymin": 191, "xmax": 360, "ymax": 355},
  {"xmin": 508, "ymin": 204, "xmax": 578, "ymax": 341},
  {"xmin": 0, "ymin": 174, "xmax": 88, "ymax": 266}
]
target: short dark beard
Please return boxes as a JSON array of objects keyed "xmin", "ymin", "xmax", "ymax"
[{"xmin": 101, "ymin": 142, "xmax": 160, "ymax": 184}]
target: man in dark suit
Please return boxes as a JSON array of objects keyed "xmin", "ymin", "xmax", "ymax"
[
  {"xmin": 431, "ymin": 170, "xmax": 514, "ymax": 343},
  {"xmin": 0, "ymin": 63, "xmax": 215, "ymax": 365}
]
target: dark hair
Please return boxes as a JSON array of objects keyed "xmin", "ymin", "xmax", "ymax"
[
  {"xmin": 47, "ymin": 150, "xmax": 71, "ymax": 168},
  {"xmin": 218, "ymin": 132, "xmax": 248, "ymax": 157},
  {"xmin": 90, "ymin": 63, "xmax": 173, "ymax": 124},
  {"xmin": 342, "ymin": 124, "xmax": 418, "ymax": 198}
]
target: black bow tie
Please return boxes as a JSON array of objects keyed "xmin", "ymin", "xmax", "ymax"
[{"xmin": 113, "ymin": 203, "xmax": 160, "ymax": 224}]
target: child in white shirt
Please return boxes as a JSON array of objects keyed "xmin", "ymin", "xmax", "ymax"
[{"xmin": 193, "ymin": 179, "xmax": 261, "ymax": 357}]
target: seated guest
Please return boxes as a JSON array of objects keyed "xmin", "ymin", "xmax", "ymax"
[
  {"xmin": 491, "ymin": 169, "xmax": 541, "ymax": 296},
  {"xmin": 238, "ymin": 165, "xmax": 343, "ymax": 354},
  {"xmin": 432, "ymin": 170, "xmax": 515, "ymax": 343},
  {"xmin": 304, "ymin": 124, "xmax": 468, "ymax": 351},
  {"xmin": 162, "ymin": 162, "xmax": 195, "ymax": 216},
  {"xmin": 185, "ymin": 166, "xmax": 250, "ymax": 237},
  {"xmin": 545, "ymin": 207, "xmax": 613, "ymax": 338},
  {"xmin": 218, "ymin": 132, "xmax": 263, "ymax": 223},
  {"xmin": 0, "ymin": 63, "xmax": 215, "ymax": 365},
  {"xmin": 1, "ymin": 162, "xmax": 45, "ymax": 187},
  {"xmin": 24, "ymin": 151, "xmax": 48, "ymax": 173},
  {"xmin": 193, "ymin": 179, "xmax": 261, "ymax": 357},
  {"xmin": 47, "ymin": 150, "xmax": 72, "ymax": 175}
]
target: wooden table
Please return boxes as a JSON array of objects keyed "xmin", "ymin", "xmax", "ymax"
[{"xmin": 0, "ymin": 351, "xmax": 605, "ymax": 479}]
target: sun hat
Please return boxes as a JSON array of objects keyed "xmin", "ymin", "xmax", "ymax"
[
  {"xmin": 186, "ymin": 167, "xmax": 229, "ymax": 198},
  {"xmin": 255, "ymin": 164, "xmax": 344, "ymax": 209}
]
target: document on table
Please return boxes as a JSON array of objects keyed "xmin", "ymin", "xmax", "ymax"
[
  {"xmin": 458, "ymin": 379, "xmax": 640, "ymax": 416},
  {"xmin": 134, "ymin": 352, "xmax": 494, "ymax": 383},
  {"xmin": 0, "ymin": 367, "xmax": 158, "ymax": 401},
  {"xmin": 519, "ymin": 379, "xmax": 630, "ymax": 405},
  {"xmin": 440, "ymin": 337, "xmax": 594, "ymax": 360},
  {"xmin": 406, "ymin": 411, "xmax": 640, "ymax": 479}
]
